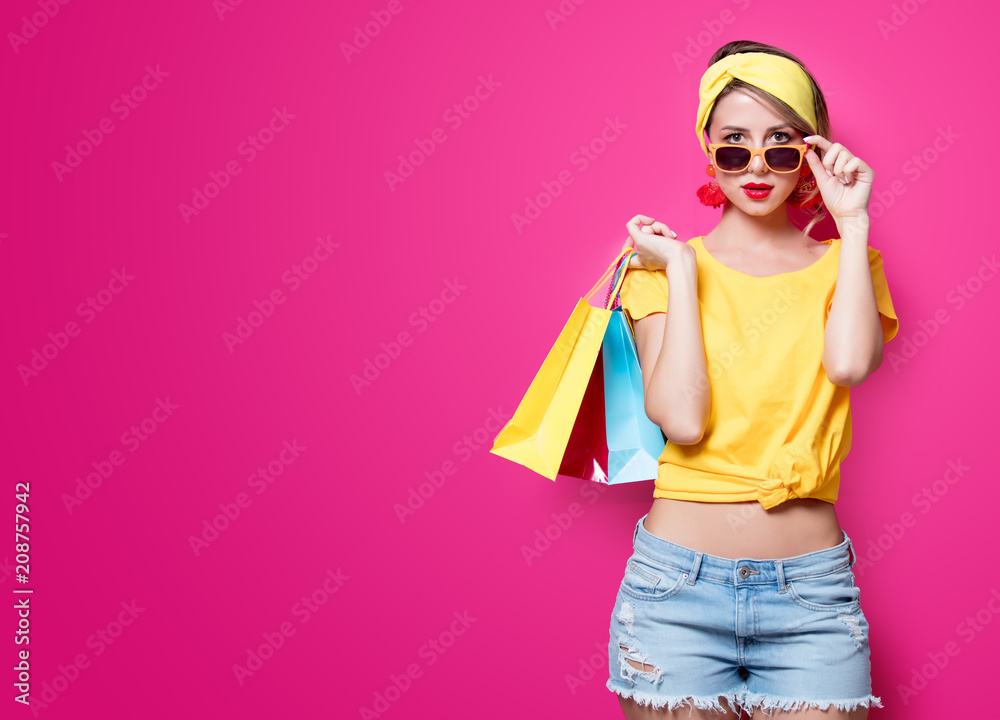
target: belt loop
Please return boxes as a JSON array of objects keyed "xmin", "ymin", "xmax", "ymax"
[
  {"xmin": 687, "ymin": 551, "xmax": 703, "ymax": 585},
  {"xmin": 776, "ymin": 559, "xmax": 786, "ymax": 593},
  {"xmin": 841, "ymin": 529, "xmax": 856, "ymax": 567}
]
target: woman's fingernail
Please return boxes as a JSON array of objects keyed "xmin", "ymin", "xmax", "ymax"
[{"xmin": 826, "ymin": 169, "xmax": 834, "ymax": 178}]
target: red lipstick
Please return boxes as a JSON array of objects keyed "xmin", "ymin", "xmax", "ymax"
[{"xmin": 742, "ymin": 183, "xmax": 773, "ymax": 199}]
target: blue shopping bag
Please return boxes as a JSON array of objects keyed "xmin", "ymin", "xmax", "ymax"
[{"xmin": 601, "ymin": 302, "xmax": 667, "ymax": 484}]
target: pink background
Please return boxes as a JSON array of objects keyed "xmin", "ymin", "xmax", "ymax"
[{"xmin": 2, "ymin": 0, "xmax": 995, "ymax": 717}]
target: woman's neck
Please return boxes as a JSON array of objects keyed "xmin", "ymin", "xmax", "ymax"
[{"xmin": 709, "ymin": 204, "xmax": 804, "ymax": 247}]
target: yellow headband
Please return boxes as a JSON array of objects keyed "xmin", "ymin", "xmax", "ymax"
[{"xmin": 695, "ymin": 52, "xmax": 817, "ymax": 157}]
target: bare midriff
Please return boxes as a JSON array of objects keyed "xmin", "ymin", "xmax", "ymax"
[{"xmin": 643, "ymin": 496, "xmax": 844, "ymax": 560}]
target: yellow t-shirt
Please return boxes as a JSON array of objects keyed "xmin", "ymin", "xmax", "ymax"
[{"xmin": 618, "ymin": 235, "xmax": 899, "ymax": 510}]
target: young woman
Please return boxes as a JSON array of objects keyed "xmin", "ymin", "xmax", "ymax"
[{"xmin": 606, "ymin": 41, "xmax": 898, "ymax": 719}]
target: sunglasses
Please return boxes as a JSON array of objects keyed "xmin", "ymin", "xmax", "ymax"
[{"xmin": 707, "ymin": 143, "xmax": 812, "ymax": 174}]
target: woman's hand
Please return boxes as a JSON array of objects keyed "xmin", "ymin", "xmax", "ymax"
[
  {"xmin": 624, "ymin": 214, "xmax": 688, "ymax": 270},
  {"xmin": 802, "ymin": 135, "xmax": 873, "ymax": 223}
]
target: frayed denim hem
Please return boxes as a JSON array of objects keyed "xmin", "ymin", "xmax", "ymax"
[
  {"xmin": 606, "ymin": 679, "xmax": 742, "ymax": 716},
  {"xmin": 606, "ymin": 680, "xmax": 884, "ymax": 717},
  {"xmin": 738, "ymin": 689, "xmax": 884, "ymax": 715}
]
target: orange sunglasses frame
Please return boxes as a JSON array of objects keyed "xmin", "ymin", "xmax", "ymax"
[{"xmin": 707, "ymin": 143, "xmax": 813, "ymax": 174}]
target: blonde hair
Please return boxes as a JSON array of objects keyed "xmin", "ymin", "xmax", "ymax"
[{"xmin": 704, "ymin": 41, "xmax": 832, "ymax": 240}]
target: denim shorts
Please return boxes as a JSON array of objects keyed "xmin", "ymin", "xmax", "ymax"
[{"xmin": 607, "ymin": 514, "xmax": 884, "ymax": 716}]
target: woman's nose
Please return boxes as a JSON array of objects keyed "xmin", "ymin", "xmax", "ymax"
[{"xmin": 749, "ymin": 154, "xmax": 767, "ymax": 173}]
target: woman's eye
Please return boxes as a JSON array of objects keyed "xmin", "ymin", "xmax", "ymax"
[{"xmin": 723, "ymin": 131, "xmax": 792, "ymax": 144}]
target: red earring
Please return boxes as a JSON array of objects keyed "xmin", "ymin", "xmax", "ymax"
[
  {"xmin": 788, "ymin": 165, "xmax": 819, "ymax": 209},
  {"xmin": 696, "ymin": 164, "xmax": 729, "ymax": 208}
]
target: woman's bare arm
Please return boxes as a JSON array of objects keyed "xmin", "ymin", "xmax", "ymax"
[
  {"xmin": 822, "ymin": 218, "xmax": 883, "ymax": 385},
  {"xmin": 625, "ymin": 216, "xmax": 711, "ymax": 445},
  {"xmin": 633, "ymin": 252, "xmax": 710, "ymax": 444}
]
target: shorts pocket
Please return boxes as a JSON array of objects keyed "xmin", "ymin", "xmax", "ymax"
[
  {"xmin": 784, "ymin": 567, "xmax": 861, "ymax": 612},
  {"xmin": 619, "ymin": 552, "xmax": 689, "ymax": 602}
]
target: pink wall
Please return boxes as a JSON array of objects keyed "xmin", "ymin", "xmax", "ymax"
[{"xmin": 2, "ymin": 0, "xmax": 993, "ymax": 716}]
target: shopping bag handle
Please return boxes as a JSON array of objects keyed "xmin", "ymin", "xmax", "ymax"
[{"xmin": 584, "ymin": 241, "xmax": 636, "ymax": 310}]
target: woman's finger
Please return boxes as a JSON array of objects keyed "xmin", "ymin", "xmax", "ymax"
[
  {"xmin": 627, "ymin": 213, "xmax": 655, "ymax": 228},
  {"xmin": 832, "ymin": 151, "xmax": 852, "ymax": 180},
  {"xmin": 838, "ymin": 156, "xmax": 863, "ymax": 184},
  {"xmin": 803, "ymin": 134, "xmax": 830, "ymax": 153},
  {"xmin": 630, "ymin": 252, "xmax": 663, "ymax": 270},
  {"xmin": 822, "ymin": 143, "xmax": 845, "ymax": 173},
  {"xmin": 804, "ymin": 136, "xmax": 845, "ymax": 178},
  {"xmin": 803, "ymin": 145, "xmax": 827, "ymax": 180},
  {"xmin": 649, "ymin": 221, "xmax": 677, "ymax": 237}
]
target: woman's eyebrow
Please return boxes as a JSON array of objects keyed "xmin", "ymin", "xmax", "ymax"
[{"xmin": 719, "ymin": 124, "xmax": 793, "ymax": 132}]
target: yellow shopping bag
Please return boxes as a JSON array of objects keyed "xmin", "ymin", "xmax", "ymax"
[{"xmin": 490, "ymin": 243, "xmax": 635, "ymax": 480}]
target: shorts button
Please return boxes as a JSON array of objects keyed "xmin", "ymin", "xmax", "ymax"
[{"xmin": 738, "ymin": 566, "xmax": 751, "ymax": 578}]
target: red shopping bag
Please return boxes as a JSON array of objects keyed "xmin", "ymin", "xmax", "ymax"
[{"xmin": 557, "ymin": 346, "xmax": 610, "ymax": 483}]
